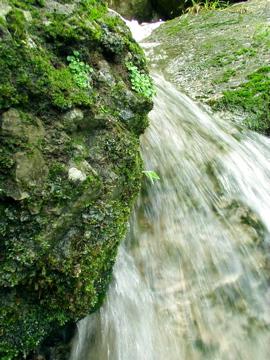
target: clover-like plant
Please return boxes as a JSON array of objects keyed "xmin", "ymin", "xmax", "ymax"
[
  {"xmin": 67, "ymin": 51, "xmax": 93, "ymax": 89},
  {"xmin": 126, "ymin": 62, "xmax": 156, "ymax": 99}
]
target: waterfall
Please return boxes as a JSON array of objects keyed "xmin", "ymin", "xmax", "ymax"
[{"xmin": 70, "ymin": 21, "xmax": 270, "ymax": 360}]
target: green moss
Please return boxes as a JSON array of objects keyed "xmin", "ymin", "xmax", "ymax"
[
  {"xmin": 0, "ymin": 123, "xmax": 144, "ymax": 358},
  {"xmin": 43, "ymin": 12, "xmax": 103, "ymax": 45},
  {"xmin": 164, "ymin": 17, "xmax": 190, "ymax": 36},
  {"xmin": 148, "ymin": 0, "xmax": 269, "ymax": 138},
  {"xmin": 213, "ymin": 68, "xmax": 236, "ymax": 84},
  {"xmin": 0, "ymin": 42, "xmax": 93, "ymax": 111},
  {"xmin": 215, "ymin": 66, "xmax": 270, "ymax": 133},
  {"xmin": 252, "ymin": 24, "xmax": 270, "ymax": 47},
  {"xmin": 5, "ymin": 8, "xmax": 27, "ymax": 40},
  {"xmin": 9, "ymin": 0, "xmax": 45, "ymax": 8},
  {"xmin": 207, "ymin": 46, "xmax": 257, "ymax": 70},
  {"xmin": 198, "ymin": 15, "xmax": 244, "ymax": 29},
  {"xmin": 0, "ymin": 0, "xmax": 152, "ymax": 358},
  {"xmin": 79, "ymin": 0, "xmax": 107, "ymax": 20}
]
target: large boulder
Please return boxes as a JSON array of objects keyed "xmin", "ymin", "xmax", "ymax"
[
  {"xmin": 0, "ymin": 0, "xmax": 154, "ymax": 358},
  {"xmin": 148, "ymin": 0, "xmax": 270, "ymax": 133}
]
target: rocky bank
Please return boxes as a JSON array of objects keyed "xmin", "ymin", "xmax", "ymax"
[{"xmin": 147, "ymin": 0, "xmax": 270, "ymax": 133}]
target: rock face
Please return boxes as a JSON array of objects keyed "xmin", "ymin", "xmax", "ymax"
[
  {"xmin": 148, "ymin": 0, "xmax": 270, "ymax": 133},
  {"xmin": 153, "ymin": 0, "xmax": 184, "ymax": 19},
  {"xmin": 108, "ymin": 0, "xmax": 153, "ymax": 21},
  {"xmin": 107, "ymin": 0, "xmax": 185, "ymax": 20},
  {"xmin": 0, "ymin": 0, "xmax": 153, "ymax": 358}
]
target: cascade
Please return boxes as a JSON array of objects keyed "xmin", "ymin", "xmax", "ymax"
[{"xmin": 70, "ymin": 20, "xmax": 270, "ymax": 360}]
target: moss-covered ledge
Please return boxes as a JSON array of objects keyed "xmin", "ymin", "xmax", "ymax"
[
  {"xmin": 0, "ymin": 0, "xmax": 154, "ymax": 358},
  {"xmin": 148, "ymin": 0, "xmax": 270, "ymax": 134}
]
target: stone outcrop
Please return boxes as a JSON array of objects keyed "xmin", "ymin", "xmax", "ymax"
[
  {"xmin": 148, "ymin": 0, "xmax": 270, "ymax": 133},
  {"xmin": 0, "ymin": 0, "xmax": 153, "ymax": 358}
]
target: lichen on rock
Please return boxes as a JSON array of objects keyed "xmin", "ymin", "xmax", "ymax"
[{"xmin": 0, "ymin": 0, "xmax": 153, "ymax": 358}]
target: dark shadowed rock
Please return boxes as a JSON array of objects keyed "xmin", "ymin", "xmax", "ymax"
[{"xmin": 108, "ymin": 0, "xmax": 153, "ymax": 21}]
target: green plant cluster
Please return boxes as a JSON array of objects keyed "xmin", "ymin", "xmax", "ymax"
[
  {"xmin": 126, "ymin": 62, "xmax": 156, "ymax": 99},
  {"xmin": 67, "ymin": 51, "xmax": 94, "ymax": 89}
]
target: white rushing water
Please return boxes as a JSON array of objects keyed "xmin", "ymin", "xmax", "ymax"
[{"xmin": 70, "ymin": 20, "xmax": 270, "ymax": 360}]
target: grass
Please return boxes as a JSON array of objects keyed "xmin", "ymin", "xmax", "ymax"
[{"xmin": 185, "ymin": 0, "xmax": 229, "ymax": 15}]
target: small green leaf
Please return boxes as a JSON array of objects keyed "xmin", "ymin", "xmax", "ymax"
[{"xmin": 142, "ymin": 170, "xmax": 160, "ymax": 183}]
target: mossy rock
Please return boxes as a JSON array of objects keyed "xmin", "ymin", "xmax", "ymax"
[
  {"xmin": 148, "ymin": 0, "xmax": 270, "ymax": 134},
  {"xmin": 0, "ymin": 0, "xmax": 153, "ymax": 358}
]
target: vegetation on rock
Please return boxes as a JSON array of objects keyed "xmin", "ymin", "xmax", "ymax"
[
  {"xmin": 148, "ymin": 0, "xmax": 270, "ymax": 133},
  {"xmin": 215, "ymin": 66, "xmax": 270, "ymax": 134},
  {"xmin": 126, "ymin": 61, "xmax": 156, "ymax": 99},
  {"xmin": 0, "ymin": 0, "xmax": 152, "ymax": 358}
]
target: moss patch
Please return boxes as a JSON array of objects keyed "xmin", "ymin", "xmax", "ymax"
[{"xmin": 214, "ymin": 66, "xmax": 270, "ymax": 133}]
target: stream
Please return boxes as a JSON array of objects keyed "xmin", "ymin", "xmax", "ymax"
[{"xmin": 69, "ymin": 19, "xmax": 270, "ymax": 360}]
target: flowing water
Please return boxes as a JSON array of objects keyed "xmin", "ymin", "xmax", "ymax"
[{"xmin": 70, "ymin": 21, "xmax": 270, "ymax": 360}]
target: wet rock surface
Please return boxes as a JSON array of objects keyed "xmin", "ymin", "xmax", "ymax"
[{"xmin": 147, "ymin": 0, "xmax": 270, "ymax": 133}]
